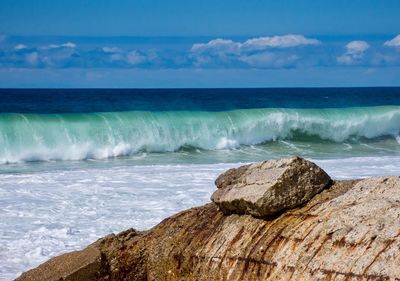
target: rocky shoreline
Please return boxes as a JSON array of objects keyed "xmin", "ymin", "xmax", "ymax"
[{"xmin": 17, "ymin": 157, "xmax": 400, "ymax": 281}]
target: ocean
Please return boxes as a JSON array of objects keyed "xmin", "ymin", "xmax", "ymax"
[{"xmin": 1, "ymin": 88, "xmax": 400, "ymax": 280}]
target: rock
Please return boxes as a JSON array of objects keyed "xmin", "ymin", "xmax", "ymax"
[
  {"xmin": 15, "ymin": 245, "xmax": 102, "ymax": 281},
  {"xmin": 16, "ymin": 228, "xmax": 142, "ymax": 281},
  {"xmin": 211, "ymin": 156, "xmax": 332, "ymax": 217},
  {"xmin": 16, "ymin": 161, "xmax": 400, "ymax": 281}
]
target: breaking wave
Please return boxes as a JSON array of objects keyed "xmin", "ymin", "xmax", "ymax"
[{"xmin": 0, "ymin": 106, "xmax": 399, "ymax": 163}]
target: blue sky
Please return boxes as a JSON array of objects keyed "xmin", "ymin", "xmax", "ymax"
[{"xmin": 0, "ymin": 0, "xmax": 399, "ymax": 87}]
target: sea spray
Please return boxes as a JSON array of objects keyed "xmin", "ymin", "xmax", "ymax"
[{"xmin": 0, "ymin": 106, "xmax": 399, "ymax": 163}]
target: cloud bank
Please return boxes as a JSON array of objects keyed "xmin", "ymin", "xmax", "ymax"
[
  {"xmin": 190, "ymin": 35, "xmax": 321, "ymax": 68},
  {"xmin": 0, "ymin": 34, "xmax": 399, "ymax": 70}
]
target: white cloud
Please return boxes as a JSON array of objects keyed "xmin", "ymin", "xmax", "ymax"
[
  {"xmin": 190, "ymin": 39, "xmax": 242, "ymax": 67},
  {"xmin": 14, "ymin": 44, "xmax": 27, "ymax": 50},
  {"xmin": 102, "ymin": 47, "xmax": 158, "ymax": 66},
  {"xmin": 62, "ymin": 42, "xmax": 76, "ymax": 48},
  {"xmin": 127, "ymin": 51, "xmax": 147, "ymax": 65},
  {"xmin": 46, "ymin": 42, "xmax": 76, "ymax": 49},
  {"xmin": 242, "ymin": 35, "xmax": 320, "ymax": 50},
  {"xmin": 191, "ymin": 34, "xmax": 321, "ymax": 68},
  {"xmin": 190, "ymin": 35, "xmax": 320, "ymax": 67},
  {"xmin": 336, "ymin": 55, "xmax": 353, "ymax": 65},
  {"xmin": 384, "ymin": 35, "xmax": 400, "ymax": 47},
  {"xmin": 191, "ymin": 35, "xmax": 319, "ymax": 54},
  {"xmin": 337, "ymin": 40, "xmax": 370, "ymax": 65},
  {"xmin": 8, "ymin": 35, "xmax": 400, "ymax": 70},
  {"xmin": 191, "ymin": 38, "xmax": 241, "ymax": 54},
  {"xmin": 346, "ymin": 41, "xmax": 370, "ymax": 54}
]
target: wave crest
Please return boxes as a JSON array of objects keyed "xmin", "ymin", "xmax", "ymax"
[{"xmin": 0, "ymin": 106, "xmax": 399, "ymax": 163}]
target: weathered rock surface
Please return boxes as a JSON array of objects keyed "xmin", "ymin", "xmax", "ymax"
[
  {"xmin": 211, "ymin": 156, "xmax": 332, "ymax": 217},
  {"xmin": 17, "ymin": 158, "xmax": 400, "ymax": 281},
  {"xmin": 16, "ymin": 245, "xmax": 103, "ymax": 281}
]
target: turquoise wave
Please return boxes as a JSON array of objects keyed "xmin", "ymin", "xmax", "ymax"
[{"xmin": 0, "ymin": 106, "xmax": 399, "ymax": 163}]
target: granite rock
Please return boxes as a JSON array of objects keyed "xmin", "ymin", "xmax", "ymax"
[{"xmin": 211, "ymin": 156, "xmax": 332, "ymax": 217}]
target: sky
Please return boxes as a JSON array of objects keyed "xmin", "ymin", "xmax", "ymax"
[{"xmin": 0, "ymin": 0, "xmax": 399, "ymax": 87}]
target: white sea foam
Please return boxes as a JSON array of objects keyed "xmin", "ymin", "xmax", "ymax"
[
  {"xmin": 1, "ymin": 157, "xmax": 400, "ymax": 280},
  {"xmin": 0, "ymin": 106, "xmax": 399, "ymax": 164}
]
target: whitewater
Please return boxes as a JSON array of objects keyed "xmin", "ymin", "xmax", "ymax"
[
  {"xmin": 2, "ymin": 157, "xmax": 400, "ymax": 280},
  {"xmin": 1, "ymin": 88, "xmax": 400, "ymax": 280},
  {"xmin": 1, "ymin": 106, "xmax": 400, "ymax": 163}
]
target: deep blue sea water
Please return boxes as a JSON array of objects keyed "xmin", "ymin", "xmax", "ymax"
[
  {"xmin": 1, "ymin": 87, "xmax": 400, "ymax": 113},
  {"xmin": 1, "ymin": 87, "xmax": 400, "ymax": 280}
]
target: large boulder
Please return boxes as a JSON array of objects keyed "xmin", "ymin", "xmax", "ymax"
[{"xmin": 211, "ymin": 156, "xmax": 331, "ymax": 217}]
